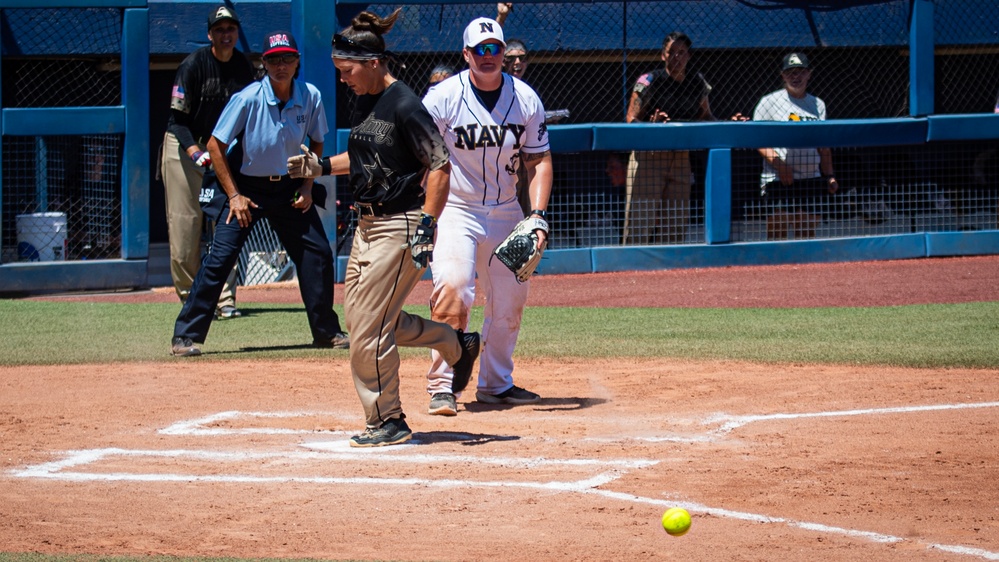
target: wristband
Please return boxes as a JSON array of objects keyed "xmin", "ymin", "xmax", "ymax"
[
  {"xmin": 418, "ymin": 213, "xmax": 436, "ymax": 227},
  {"xmin": 321, "ymin": 157, "xmax": 332, "ymax": 176},
  {"xmin": 530, "ymin": 209, "xmax": 547, "ymax": 218}
]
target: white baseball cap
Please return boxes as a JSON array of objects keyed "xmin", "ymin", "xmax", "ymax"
[{"xmin": 463, "ymin": 17, "xmax": 505, "ymax": 48}]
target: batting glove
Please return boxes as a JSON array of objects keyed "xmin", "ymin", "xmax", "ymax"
[
  {"xmin": 191, "ymin": 150, "xmax": 212, "ymax": 168},
  {"xmin": 407, "ymin": 214, "xmax": 436, "ymax": 270},
  {"xmin": 287, "ymin": 144, "xmax": 323, "ymax": 179}
]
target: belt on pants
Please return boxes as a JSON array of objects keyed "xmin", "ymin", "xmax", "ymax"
[
  {"xmin": 239, "ymin": 174, "xmax": 295, "ymax": 191},
  {"xmin": 354, "ymin": 199, "xmax": 422, "ymax": 217}
]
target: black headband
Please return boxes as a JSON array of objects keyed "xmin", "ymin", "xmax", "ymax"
[
  {"xmin": 331, "ymin": 33, "xmax": 384, "ymax": 61},
  {"xmin": 331, "ymin": 33, "xmax": 406, "ymax": 68}
]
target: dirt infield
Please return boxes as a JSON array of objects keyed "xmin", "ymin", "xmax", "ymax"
[{"xmin": 4, "ymin": 256, "xmax": 999, "ymax": 561}]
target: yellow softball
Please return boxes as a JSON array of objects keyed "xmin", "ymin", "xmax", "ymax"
[{"xmin": 661, "ymin": 507, "xmax": 691, "ymax": 536}]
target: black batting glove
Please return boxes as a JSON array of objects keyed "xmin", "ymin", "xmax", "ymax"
[{"xmin": 407, "ymin": 214, "xmax": 436, "ymax": 269}]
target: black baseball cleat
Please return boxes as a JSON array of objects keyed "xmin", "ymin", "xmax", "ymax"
[
  {"xmin": 349, "ymin": 416, "xmax": 412, "ymax": 448},
  {"xmin": 313, "ymin": 331, "xmax": 350, "ymax": 350},
  {"xmin": 215, "ymin": 305, "xmax": 242, "ymax": 320},
  {"xmin": 451, "ymin": 330, "xmax": 480, "ymax": 393},
  {"xmin": 475, "ymin": 385, "xmax": 541, "ymax": 405},
  {"xmin": 170, "ymin": 336, "xmax": 202, "ymax": 357},
  {"xmin": 428, "ymin": 392, "xmax": 458, "ymax": 416}
]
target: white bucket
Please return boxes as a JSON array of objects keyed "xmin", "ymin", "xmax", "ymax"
[{"xmin": 16, "ymin": 212, "xmax": 68, "ymax": 262}]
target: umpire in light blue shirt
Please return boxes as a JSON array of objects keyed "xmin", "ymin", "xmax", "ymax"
[{"xmin": 171, "ymin": 31, "xmax": 350, "ymax": 357}]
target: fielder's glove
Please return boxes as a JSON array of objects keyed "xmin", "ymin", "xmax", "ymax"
[
  {"xmin": 406, "ymin": 213, "xmax": 436, "ymax": 269},
  {"xmin": 287, "ymin": 144, "xmax": 323, "ymax": 178},
  {"xmin": 491, "ymin": 216, "xmax": 548, "ymax": 283},
  {"xmin": 191, "ymin": 150, "xmax": 212, "ymax": 168}
]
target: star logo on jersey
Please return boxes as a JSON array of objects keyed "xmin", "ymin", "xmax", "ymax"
[{"xmin": 363, "ymin": 153, "xmax": 394, "ymax": 192}]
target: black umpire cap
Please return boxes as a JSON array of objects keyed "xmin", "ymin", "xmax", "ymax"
[
  {"xmin": 782, "ymin": 52, "xmax": 810, "ymax": 71},
  {"xmin": 208, "ymin": 5, "xmax": 240, "ymax": 30}
]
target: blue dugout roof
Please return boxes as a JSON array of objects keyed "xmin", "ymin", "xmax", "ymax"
[{"xmin": 1, "ymin": 0, "xmax": 996, "ymax": 57}]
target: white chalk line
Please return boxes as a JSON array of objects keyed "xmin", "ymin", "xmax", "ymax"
[
  {"xmin": 161, "ymin": 403, "xmax": 999, "ymax": 443},
  {"xmin": 582, "ymin": 401, "xmax": 999, "ymax": 443},
  {"xmin": 9, "ymin": 448, "xmax": 649, "ymax": 501},
  {"xmin": 10, "ymin": 447, "xmax": 657, "ymax": 480},
  {"xmin": 159, "ymin": 410, "xmax": 353, "ymax": 436},
  {"xmin": 704, "ymin": 400, "xmax": 999, "ymax": 434},
  {"xmin": 12, "ymin": 448, "xmax": 999, "ymax": 560},
  {"xmin": 586, "ymin": 490, "xmax": 999, "ymax": 561},
  {"xmin": 14, "ymin": 403, "xmax": 999, "ymax": 560}
]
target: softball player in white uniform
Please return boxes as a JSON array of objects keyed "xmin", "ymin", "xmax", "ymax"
[{"xmin": 422, "ymin": 17, "xmax": 553, "ymax": 407}]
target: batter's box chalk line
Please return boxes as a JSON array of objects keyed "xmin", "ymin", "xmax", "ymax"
[
  {"xmin": 702, "ymin": 400, "xmax": 999, "ymax": 434},
  {"xmin": 595, "ymin": 491, "xmax": 999, "ymax": 561},
  {"xmin": 9, "ymin": 446, "xmax": 656, "ymax": 495},
  {"xmin": 159, "ymin": 410, "xmax": 357, "ymax": 436},
  {"xmin": 11, "ymin": 448, "xmax": 999, "ymax": 560},
  {"xmin": 10, "ymin": 407, "xmax": 999, "ymax": 561}
]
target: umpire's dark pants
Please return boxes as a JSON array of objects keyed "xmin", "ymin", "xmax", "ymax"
[{"xmin": 173, "ymin": 176, "xmax": 342, "ymax": 345}]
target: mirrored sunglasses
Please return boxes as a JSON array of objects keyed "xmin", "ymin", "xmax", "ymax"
[
  {"xmin": 471, "ymin": 43, "xmax": 502, "ymax": 57},
  {"xmin": 264, "ymin": 53, "xmax": 299, "ymax": 65}
]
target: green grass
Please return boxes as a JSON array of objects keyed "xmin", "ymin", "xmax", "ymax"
[{"xmin": 1, "ymin": 300, "xmax": 997, "ymax": 368}]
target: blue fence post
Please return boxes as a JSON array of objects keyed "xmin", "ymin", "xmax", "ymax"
[
  {"xmin": 704, "ymin": 148, "xmax": 732, "ymax": 245},
  {"xmin": 909, "ymin": 0, "xmax": 934, "ymax": 116},
  {"xmin": 122, "ymin": 7, "xmax": 149, "ymax": 261},
  {"xmin": 295, "ymin": 0, "xmax": 338, "ymax": 151}
]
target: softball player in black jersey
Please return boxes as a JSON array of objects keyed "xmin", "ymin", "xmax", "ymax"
[{"xmin": 287, "ymin": 8, "xmax": 480, "ymax": 447}]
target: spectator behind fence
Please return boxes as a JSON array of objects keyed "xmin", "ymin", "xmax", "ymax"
[
  {"xmin": 495, "ymin": 3, "xmax": 514, "ymax": 29},
  {"xmin": 605, "ymin": 152, "xmax": 628, "ymax": 239},
  {"xmin": 503, "ymin": 39, "xmax": 529, "ymax": 81},
  {"xmin": 560, "ymin": 152, "xmax": 628, "ymax": 247},
  {"xmin": 495, "ymin": 4, "xmax": 568, "ymax": 125},
  {"xmin": 427, "ymin": 63, "xmax": 454, "ymax": 89},
  {"xmin": 160, "ymin": 5, "xmax": 253, "ymax": 320},
  {"xmin": 495, "ymin": 4, "xmax": 566, "ymax": 216},
  {"xmin": 753, "ymin": 52, "xmax": 839, "ymax": 240},
  {"xmin": 171, "ymin": 31, "xmax": 348, "ymax": 357},
  {"xmin": 623, "ymin": 31, "xmax": 729, "ymax": 245}
]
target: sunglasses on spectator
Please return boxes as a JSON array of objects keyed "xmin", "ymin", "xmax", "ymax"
[
  {"xmin": 470, "ymin": 43, "xmax": 502, "ymax": 57},
  {"xmin": 264, "ymin": 53, "xmax": 299, "ymax": 65},
  {"xmin": 504, "ymin": 54, "xmax": 527, "ymax": 63}
]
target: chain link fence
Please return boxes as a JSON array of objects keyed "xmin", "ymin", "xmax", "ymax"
[
  {"xmin": 0, "ymin": 7, "xmax": 289, "ymax": 283},
  {"xmin": 3, "ymin": 134, "xmax": 122, "ymax": 261},
  {"xmin": 329, "ymin": 1, "xmax": 997, "ymax": 246},
  {"xmin": 3, "ymin": 2, "xmax": 997, "ymax": 272},
  {"xmin": 1, "ymin": 8, "xmax": 123, "ymax": 263}
]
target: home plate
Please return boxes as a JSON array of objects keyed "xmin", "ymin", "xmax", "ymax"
[{"xmin": 301, "ymin": 439, "xmax": 418, "ymax": 452}]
